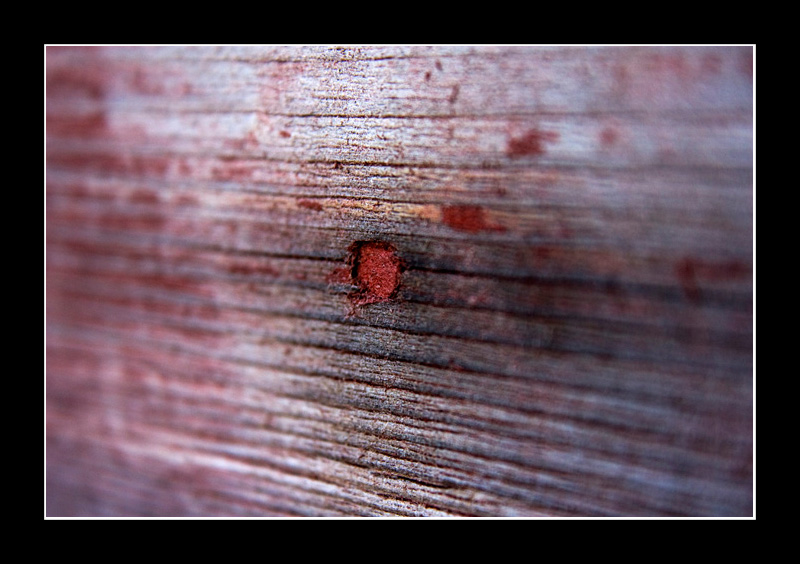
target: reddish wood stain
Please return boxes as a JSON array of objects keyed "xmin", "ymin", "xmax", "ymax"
[
  {"xmin": 326, "ymin": 266, "xmax": 353, "ymax": 286},
  {"xmin": 227, "ymin": 263, "xmax": 280, "ymax": 277},
  {"xmin": 129, "ymin": 189, "xmax": 160, "ymax": 205},
  {"xmin": 298, "ymin": 199, "xmax": 323, "ymax": 211},
  {"xmin": 533, "ymin": 246, "xmax": 556, "ymax": 260},
  {"xmin": 675, "ymin": 257, "xmax": 751, "ymax": 300},
  {"xmin": 675, "ymin": 258, "xmax": 699, "ymax": 301},
  {"xmin": 506, "ymin": 129, "xmax": 559, "ymax": 157},
  {"xmin": 46, "ymin": 112, "xmax": 107, "ymax": 139},
  {"xmin": 175, "ymin": 193, "xmax": 199, "ymax": 206},
  {"xmin": 441, "ymin": 205, "xmax": 506, "ymax": 233},
  {"xmin": 740, "ymin": 51, "xmax": 753, "ymax": 80},
  {"xmin": 47, "ymin": 153, "xmax": 170, "ymax": 177},
  {"xmin": 46, "ymin": 68, "xmax": 105, "ymax": 101},
  {"xmin": 701, "ymin": 53, "xmax": 723, "ymax": 75},
  {"xmin": 449, "ymin": 84, "xmax": 460, "ymax": 104},
  {"xmin": 131, "ymin": 67, "xmax": 165, "ymax": 96},
  {"xmin": 211, "ymin": 162, "xmax": 255, "ymax": 182},
  {"xmin": 600, "ymin": 127, "xmax": 619, "ymax": 147},
  {"xmin": 646, "ymin": 52, "xmax": 690, "ymax": 80}
]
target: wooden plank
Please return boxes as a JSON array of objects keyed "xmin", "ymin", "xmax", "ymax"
[{"xmin": 46, "ymin": 45, "xmax": 754, "ymax": 517}]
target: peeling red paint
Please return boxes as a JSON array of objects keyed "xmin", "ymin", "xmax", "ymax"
[
  {"xmin": 441, "ymin": 205, "xmax": 506, "ymax": 233},
  {"xmin": 506, "ymin": 129, "xmax": 559, "ymax": 157},
  {"xmin": 351, "ymin": 241, "xmax": 403, "ymax": 305},
  {"xmin": 332, "ymin": 241, "xmax": 404, "ymax": 306}
]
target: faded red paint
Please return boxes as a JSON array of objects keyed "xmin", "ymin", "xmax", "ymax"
[
  {"xmin": 326, "ymin": 266, "xmax": 353, "ymax": 286},
  {"xmin": 279, "ymin": 130, "xmax": 291, "ymax": 138},
  {"xmin": 46, "ymin": 67, "xmax": 106, "ymax": 101},
  {"xmin": 47, "ymin": 153, "xmax": 170, "ymax": 177},
  {"xmin": 740, "ymin": 51, "xmax": 753, "ymax": 80},
  {"xmin": 533, "ymin": 246, "xmax": 556, "ymax": 260},
  {"xmin": 129, "ymin": 189, "xmax": 160, "ymax": 205},
  {"xmin": 175, "ymin": 193, "xmax": 199, "ymax": 207},
  {"xmin": 449, "ymin": 84, "xmax": 460, "ymax": 104},
  {"xmin": 676, "ymin": 257, "xmax": 751, "ymax": 300},
  {"xmin": 227, "ymin": 262, "xmax": 280, "ymax": 277},
  {"xmin": 211, "ymin": 161, "xmax": 255, "ymax": 182},
  {"xmin": 506, "ymin": 129, "xmax": 559, "ymax": 157},
  {"xmin": 46, "ymin": 112, "xmax": 107, "ymax": 139},
  {"xmin": 646, "ymin": 52, "xmax": 690, "ymax": 80},
  {"xmin": 298, "ymin": 199, "xmax": 323, "ymax": 211},
  {"xmin": 701, "ymin": 53, "xmax": 723, "ymax": 75},
  {"xmin": 441, "ymin": 205, "xmax": 505, "ymax": 233},
  {"xmin": 599, "ymin": 127, "xmax": 619, "ymax": 147},
  {"xmin": 131, "ymin": 67, "xmax": 165, "ymax": 96}
]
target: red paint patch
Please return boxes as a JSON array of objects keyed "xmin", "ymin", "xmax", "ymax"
[
  {"xmin": 279, "ymin": 130, "xmax": 291, "ymax": 138},
  {"xmin": 298, "ymin": 199, "xmax": 323, "ymax": 211},
  {"xmin": 336, "ymin": 241, "xmax": 404, "ymax": 306},
  {"xmin": 352, "ymin": 241, "xmax": 403, "ymax": 305},
  {"xmin": 441, "ymin": 205, "xmax": 506, "ymax": 233},
  {"xmin": 507, "ymin": 129, "xmax": 559, "ymax": 157}
]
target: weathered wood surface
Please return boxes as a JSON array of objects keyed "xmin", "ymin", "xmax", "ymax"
[{"xmin": 45, "ymin": 46, "xmax": 754, "ymax": 517}]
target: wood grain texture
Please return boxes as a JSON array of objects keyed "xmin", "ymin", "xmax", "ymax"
[{"xmin": 45, "ymin": 45, "xmax": 754, "ymax": 517}]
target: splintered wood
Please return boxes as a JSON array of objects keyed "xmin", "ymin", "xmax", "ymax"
[{"xmin": 46, "ymin": 46, "xmax": 754, "ymax": 517}]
